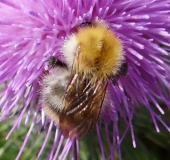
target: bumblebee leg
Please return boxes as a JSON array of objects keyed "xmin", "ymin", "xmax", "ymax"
[
  {"xmin": 111, "ymin": 62, "xmax": 128, "ymax": 84},
  {"xmin": 118, "ymin": 62, "xmax": 128, "ymax": 77},
  {"xmin": 48, "ymin": 56, "xmax": 67, "ymax": 68}
]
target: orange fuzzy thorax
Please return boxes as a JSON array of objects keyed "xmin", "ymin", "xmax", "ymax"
[{"xmin": 76, "ymin": 25, "xmax": 124, "ymax": 80}]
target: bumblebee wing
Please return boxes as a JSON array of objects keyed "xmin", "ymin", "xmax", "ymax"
[{"xmin": 59, "ymin": 68, "xmax": 107, "ymax": 139}]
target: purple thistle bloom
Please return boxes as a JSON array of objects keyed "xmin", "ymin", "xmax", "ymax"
[{"xmin": 0, "ymin": 0, "xmax": 170, "ymax": 159}]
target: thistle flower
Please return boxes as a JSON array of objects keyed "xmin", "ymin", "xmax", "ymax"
[{"xmin": 0, "ymin": 0, "xmax": 170, "ymax": 159}]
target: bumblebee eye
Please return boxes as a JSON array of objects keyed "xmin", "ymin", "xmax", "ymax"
[{"xmin": 48, "ymin": 56, "xmax": 67, "ymax": 69}]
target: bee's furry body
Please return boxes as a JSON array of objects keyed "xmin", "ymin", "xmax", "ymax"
[
  {"xmin": 62, "ymin": 21, "xmax": 124, "ymax": 80},
  {"xmin": 41, "ymin": 20, "xmax": 126, "ymax": 139},
  {"xmin": 41, "ymin": 67, "xmax": 70, "ymax": 123}
]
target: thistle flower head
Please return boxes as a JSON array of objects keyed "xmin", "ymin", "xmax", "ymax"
[{"xmin": 0, "ymin": 0, "xmax": 170, "ymax": 159}]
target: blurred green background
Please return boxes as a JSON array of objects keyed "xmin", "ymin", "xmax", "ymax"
[{"xmin": 0, "ymin": 104, "xmax": 170, "ymax": 160}]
